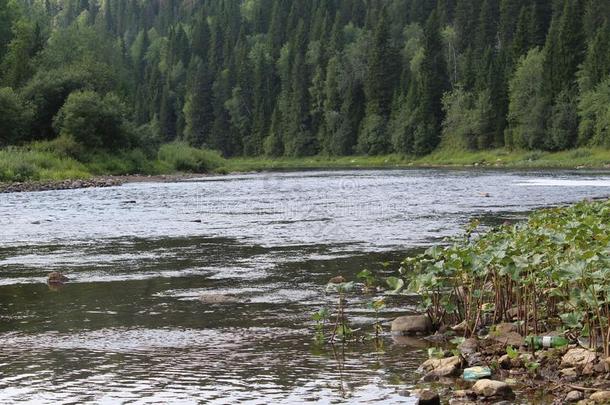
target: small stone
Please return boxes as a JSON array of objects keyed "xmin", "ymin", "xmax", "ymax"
[
  {"xmin": 453, "ymin": 390, "xmax": 476, "ymax": 398},
  {"xmin": 565, "ymin": 390, "xmax": 584, "ymax": 402},
  {"xmin": 561, "ymin": 348, "xmax": 596, "ymax": 368},
  {"xmin": 328, "ymin": 275, "xmax": 346, "ymax": 284},
  {"xmin": 412, "ymin": 388, "xmax": 440, "ymax": 405},
  {"xmin": 560, "ymin": 368, "xmax": 578, "ymax": 377},
  {"xmin": 458, "ymin": 338, "xmax": 479, "ymax": 355},
  {"xmin": 493, "ymin": 323, "xmax": 518, "ymax": 335},
  {"xmin": 47, "ymin": 271, "xmax": 69, "ymax": 284},
  {"xmin": 392, "ymin": 315, "xmax": 433, "ymax": 336},
  {"xmin": 489, "ymin": 331, "xmax": 524, "ymax": 347},
  {"xmin": 418, "ymin": 356, "xmax": 462, "ymax": 379},
  {"xmin": 198, "ymin": 294, "xmax": 239, "ymax": 304},
  {"xmin": 472, "ymin": 379, "xmax": 514, "ymax": 399},
  {"xmin": 452, "ymin": 320, "xmax": 468, "ymax": 333},
  {"xmin": 590, "ymin": 391, "xmax": 610, "ymax": 403}
]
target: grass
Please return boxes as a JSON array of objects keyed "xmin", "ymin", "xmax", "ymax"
[
  {"xmin": 1, "ymin": 143, "xmax": 610, "ymax": 183},
  {"xmin": 223, "ymin": 147, "xmax": 610, "ymax": 172}
]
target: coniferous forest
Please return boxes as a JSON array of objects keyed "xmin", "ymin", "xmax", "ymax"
[{"xmin": 0, "ymin": 0, "xmax": 609, "ymax": 162}]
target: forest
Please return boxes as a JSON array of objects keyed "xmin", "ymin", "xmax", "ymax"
[{"xmin": 0, "ymin": 0, "xmax": 609, "ymax": 165}]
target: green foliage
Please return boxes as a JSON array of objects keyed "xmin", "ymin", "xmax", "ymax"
[
  {"xmin": 0, "ymin": 87, "xmax": 33, "ymax": 146},
  {"xmin": 53, "ymin": 90, "xmax": 133, "ymax": 151},
  {"xmin": 578, "ymin": 77, "xmax": 610, "ymax": 147},
  {"xmin": 0, "ymin": 0, "xmax": 608, "ymax": 175},
  {"xmin": 157, "ymin": 142, "xmax": 225, "ymax": 173},
  {"xmin": 402, "ymin": 199, "xmax": 610, "ymax": 356},
  {"xmin": 506, "ymin": 48, "xmax": 547, "ymax": 149}
]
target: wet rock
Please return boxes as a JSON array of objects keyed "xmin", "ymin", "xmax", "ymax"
[
  {"xmin": 561, "ymin": 348, "xmax": 596, "ymax": 368},
  {"xmin": 47, "ymin": 271, "xmax": 69, "ymax": 284},
  {"xmin": 412, "ymin": 388, "xmax": 440, "ymax": 405},
  {"xmin": 472, "ymin": 379, "xmax": 514, "ymax": 399},
  {"xmin": 328, "ymin": 275, "xmax": 346, "ymax": 284},
  {"xmin": 391, "ymin": 335, "xmax": 429, "ymax": 349},
  {"xmin": 418, "ymin": 356, "xmax": 462, "ymax": 379},
  {"xmin": 198, "ymin": 294, "xmax": 240, "ymax": 304},
  {"xmin": 589, "ymin": 391, "xmax": 610, "ymax": 403},
  {"xmin": 391, "ymin": 315, "xmax": 433, "ymax": 336},
  {"xmin": 565, "ymin": 390, "xmax": 584, "ymax": 402}
]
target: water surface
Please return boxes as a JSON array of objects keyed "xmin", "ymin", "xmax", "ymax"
[{"xmin": 1, "ymin": 169, "xmax": 609, "ymax": 404}]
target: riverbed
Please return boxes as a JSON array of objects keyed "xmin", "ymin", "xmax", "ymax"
[{"xmin": 1, "ymin": 169, "xmax": 609, "ymax": 404}]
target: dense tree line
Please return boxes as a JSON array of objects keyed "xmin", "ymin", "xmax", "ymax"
[{"xmin": 0, "ymin": 0, "xmax": 608, "ymax": 158}]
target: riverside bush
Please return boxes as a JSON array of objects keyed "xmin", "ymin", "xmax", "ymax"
[{"xmin": 402, "ymin": 199, "xmax": 610, "ymax": 356}]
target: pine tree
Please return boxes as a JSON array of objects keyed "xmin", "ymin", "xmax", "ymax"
[{"xmin": 414, "ymin": 10, "xmax": 449, "ymax": 155}]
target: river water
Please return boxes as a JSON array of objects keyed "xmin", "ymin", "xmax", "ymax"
[{"xmin": 1, "ymin": 169, "xmax": 609, "ymax": 404}]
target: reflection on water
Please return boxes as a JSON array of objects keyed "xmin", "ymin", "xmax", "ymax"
[{"xmin": 1, "ymin": 169, "xmax": 609, "ymax": 403}]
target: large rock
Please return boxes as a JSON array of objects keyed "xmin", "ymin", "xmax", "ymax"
[
  {"xmin": 418, "ymin": 356, "xmax": 462, "ymax": 379},
  {"xmin": 412, "ymin": 388, "xmax": 440, "ymax": 405},
  {"xmin": 391, "ymin": 315, "xmax": 433, "ymax": 336},
  {"xmin": 472, "ymin": 379, "xmax": 514, "ymax": 399},
  {"xmin": 561, "ymin": 348, "xmax": 596, "ymax": 368},
  {"xmin": 590, "ymin": 391, "xmax": 610, "ymax": 403}
]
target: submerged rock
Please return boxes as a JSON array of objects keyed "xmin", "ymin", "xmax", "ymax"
[
  {"xmin": 198, "ymin": 294, "xmax": 241, "ymax": 304},
  {"xmin": 47, "ymin": 272, "xmax": 69, "ymax": 284},
  {"xmin": 472, "ymin": 379, "xmax": 514, "ymax": 399},
  {"xmin": 391, "ymin": 315, "xmax": 433, "ymax": 336},
  {"xmin": 561, "ymin": 348, "xmax": 596, "ymax": 368}
]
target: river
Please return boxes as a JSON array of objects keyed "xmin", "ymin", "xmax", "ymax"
[{"xmin": 1, "ymin": 169, "xmax": 609, "ymax": 404}]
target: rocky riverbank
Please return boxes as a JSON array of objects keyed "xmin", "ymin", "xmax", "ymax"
[
  {"xmin": 394, "ymin": 316, "xmax": 610, "ymax": 404},
  {"xmin": 0, "ymin": 173, "xmax": 214, "ymax": 193},
  {"xmin": 0, "ymin": 177, "xmax": 123, "ymax": 193}
]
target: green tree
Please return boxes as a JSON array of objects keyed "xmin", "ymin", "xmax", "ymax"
[
  {"xmin": 506, "ymin": 47, "xmax": 548, "ymax": 149},
  {"xmin": 53, "ymin": 90, "xmax": 133, "ymax": 150},
  {"xmin": 0, "ymin": 87, "xmax": 33, "ymax": 146}
]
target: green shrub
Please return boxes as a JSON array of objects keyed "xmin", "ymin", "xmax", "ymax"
[{"xmin": 158, "ymin": 142, "xmax": 225, "ymax": 173}]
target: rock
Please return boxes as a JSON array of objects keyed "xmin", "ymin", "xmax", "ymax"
[
  {"xmin": 565, "ymin": 391, "xmax": 584, "ymax": 402},
  {"xmin": 328, "ymin": 275, "xmax": 346, "ymax": 284},
  {"xmin": 458, "ymin": 338, "xmax": 479, "ymax": 355},
  {"xmin": 198, "ymin": 294, "xmax": 239, "ymax": 304},
  {"xmin": 391, "ymin": 315, "xmax": 433, "ymax": 336},
  {"xmin": 412, "ymin": 388, "xmax": 440, "ymax": 405},
  {"xmin": 453, "ymin": 390, "xmax": 476, "ymax": 399},
  {"xmin": 560, "ymin": 368, "xmax": 578, "ymax": 377},
  {"xmin": 489, "ymin": 331, "xmax": 525, "ymax": 347},
  {"xmin": 561, "ymin": 348, "xmax": 596, "ymax": 368},
  {"xmin": 391, "ymin": 335, "xmax": 429, "ymax": 349},
  {"xmin": 472, "ymin": 379, "xmax": 514, "ymax": 399},
  {"xmin": 590, "ymin": 391, "xmax": 610, "ymax": 403},
  {"xmin": 452, "ymin": 320, "xmax": 468, "ymax": 333},
  {"xmin": 418, "ymin": 356, "xmax": 462, "ymax": 379},
  {"xmin": 493, "ymin": 323, "xmax": 518, "ymax": 334},
  {"xmin": 593, "ymin": 362, "xmax": 606, "ymax": 373},
  {"xmin": 47, "ymin": 271, "xmax": 69, "ymax": 284}
]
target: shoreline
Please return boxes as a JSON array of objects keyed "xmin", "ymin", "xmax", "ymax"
[{"xmin": 2, "ymin": 160, "xmax": 610, "ymax": 194}]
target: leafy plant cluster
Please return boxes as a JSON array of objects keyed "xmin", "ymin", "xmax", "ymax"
[{"xmin": 401, "ymin": 199, "xmax": 610, "ymax": 356}]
